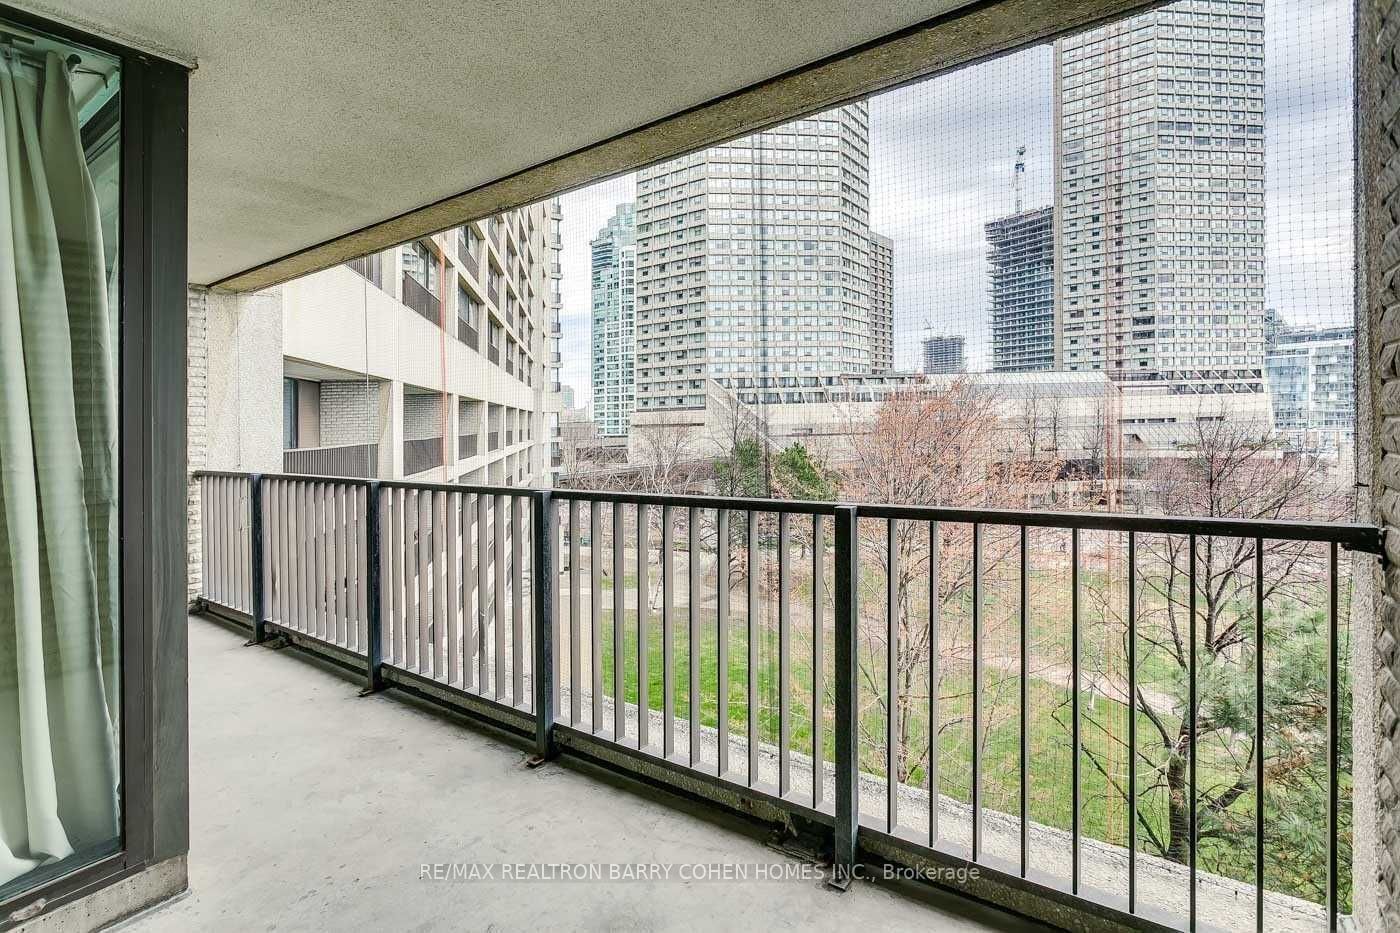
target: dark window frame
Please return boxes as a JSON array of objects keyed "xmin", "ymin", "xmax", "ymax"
[{"xmin": 0, "ymin": 3, "xmax": 191, "ymax": 923}]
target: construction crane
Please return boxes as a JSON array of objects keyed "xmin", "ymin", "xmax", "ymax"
[{"xmin": 1013, "ymin": 145, "xmax": 1026, "ymax": 214}]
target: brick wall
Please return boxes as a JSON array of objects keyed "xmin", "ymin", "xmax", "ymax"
[
  {"xmin": 1363, "ymin": 1, "xmax": 1400, "ymax": 926},
  {"xmin": 403, "ymin": 392, "xmax": 443, "ymax": 441},
  {"xmin": 319, "ymin": 380, "xmax": 381, "ymax": 447},
  {"xmin": 187, "ymin": 287, "xmax": 208, "ymax": 604}
]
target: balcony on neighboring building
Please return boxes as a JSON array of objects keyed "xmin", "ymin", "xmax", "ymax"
[
  {"xmin": 402, "ymin": 271, "xmax": 441, "ymax": 325},
  {"xmin": 283, "ymin": 443, "xmax": 379, "ymax": 478},
  {"xmin": 402, "ymin": 436, "xmax": 444, "ymax": 475}
]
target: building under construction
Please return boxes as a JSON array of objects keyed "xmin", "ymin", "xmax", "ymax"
[{"xmin": 986, "ymin": 205, "xmax": 1055, "ymax": 372}]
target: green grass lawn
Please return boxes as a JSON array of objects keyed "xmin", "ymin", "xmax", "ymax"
[{"xmin": 570, "ymin": 551, "xmax": 1347, "ymax": 907}]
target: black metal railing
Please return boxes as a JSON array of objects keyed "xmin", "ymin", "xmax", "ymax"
[
  {"xmin": 488, "ymin": 431, "xmax": 500, "ymax": 451},
  {"xmin": 401, "ymin": 272, "xmax": 441, "ymax": 325},
  {"xmin": 458, "ymin": 434, "xmax": 478, "ymax": 459},
  {"xmin": 193, "ymin": 471, "xmax": 1383, "ymax": 933},
  {"xmin": 402, "ymin": 437, "xmax": 443, "ymax": 475},
  {"xmin": 283, "ymin": 443, "xmax": 378, "ymax": 478}
]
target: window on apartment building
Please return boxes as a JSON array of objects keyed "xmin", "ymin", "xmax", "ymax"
[
  {"xmin": 283, "ymin": 378, "xmax": 298, "ymax": 448},
  {"xmin": 403, "ymin": 240, "xmax": 438, "ymax": 295},
  {"xmin": 457, "ymin": 283, "xmax": 480, "ymax": 348},
  {"xmin": 346, "ymin": 250, "xmax": 383, "ymax": 288}
]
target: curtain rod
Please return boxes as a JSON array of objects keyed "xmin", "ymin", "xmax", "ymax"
[{"xmin": 0, "ymin": 29, "xmax": 109, "ymax": 84}]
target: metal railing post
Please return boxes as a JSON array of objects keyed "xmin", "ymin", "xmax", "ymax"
[
  {"xmin": 831, "ymin": 504, "xmax": 859, "ymax": 889},
  {"xmin": 248, "ymin": 473, "xmax": 266, "ymax": 643},
  {"xmin": 530, "ymin": 489, "xmax": 557, "ymax": 763},
  {"xmin": 364, "ymin": 481, "xmax": 384, "ymax": 693}
]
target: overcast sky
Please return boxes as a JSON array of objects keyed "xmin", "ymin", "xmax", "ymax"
[{"xmin": 556, "ymin": 0, "xmax": 1352, "ymax": 407}]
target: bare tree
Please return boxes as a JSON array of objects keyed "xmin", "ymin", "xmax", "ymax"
[{"xmin": 839, "ymin": 381, "xmax": 1064, "ymax": 781}]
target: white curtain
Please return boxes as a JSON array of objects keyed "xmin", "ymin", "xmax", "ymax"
[{"xmin": 0, "ymin": 51, "xmax": 119, "ymax": 888}]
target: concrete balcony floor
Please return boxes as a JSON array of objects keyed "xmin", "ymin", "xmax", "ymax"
[{"xmin": 128, "ymin": 617, "xmax": 1035, "ymax": 932}]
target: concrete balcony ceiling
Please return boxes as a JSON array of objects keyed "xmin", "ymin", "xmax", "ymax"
[{"xmin": 26, "ymin": 0, "xmax": 1153, "ymax": 290}]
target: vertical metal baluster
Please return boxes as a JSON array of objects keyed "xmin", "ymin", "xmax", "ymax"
[
  {"xmin": 531, "ymin": 491, "xmax": 556, "ymax": 760},
  {"xmin": 1254, "ymin": 536, "xmax": 1265, "ymax": 933},
  {"xmin": 261, "ymin": 480, "xmax": 273, "ymax": 623},
  {"xmin": 365, "ymin": 483, "xmax": 383, "ymax": 692},
  {"xmin": 239, "ymin": 478, "xmax": 248, "ymax": 609},
  {"xmin": 447, "ymin": 491, "xmax": 460, "ymax": 685},
  {"xmin": 219, "ymin": 477, "xmax": 228, "ymax": 607},
  {"xmin": 832, "ymin": 505, "xmax": 859, "ymax": 889},
  {"xmin": 929, "ymin": 520, "xmax": 940, "ymax": 845},
  {"xmin": 747, "ymin": 510, "xmax": 758, "ymax": 785},
  {"xmin": 1188, "ymin": 532, "xmax": 1197, "ymax": 930},
  {"xmin": 231, "ymin": 479, "xmax": 240, "ymax": 609},
  {"xmin": 212, "ymin": 476, "xmax": 221, "ymax": 607},
  {"xmin": 266, "ymin": 480, "xmax": 278, "ymax": 624},
  {"xmin": 972, "ymin": 522, "xmax": 983, "ymax": 860},
  {"xmin": 590, "ymin": 501, "xmax": 602, "ymax": 731},
  {"xmin": 436, "ymin": 491, "xmax": 449, "ymax": 679},
  {"xmin": 219, "ymin": 477, "xmax": 228, "ymax": 605},
  {"xmin": 217, "ymin": 477, "xmax": 226, "ymax": 607},
  {"xmin": 812, "ymin": 513, "xmax": 824, "ymax": 808},
  {"xmin": 1327, "ymin": 541, "xmax": 1339, "ymax": 932},
  {"xmin": 245, "ymin": 479, "xmax": 255, "ymax": 612},
  {"xmin": 663, "ymin": 504, "xmax": 675, "ymax": 758},
  {"xmin": 356, "ymin": 486, "xmax": 369, "ymax": 653},
  {"xmin": 335, "ymin": 485, "xmax": 348, "ymax": 645},
  {"xmin": 300, "ymin": 482, "xmax": 313, "ymax": 636},
  {"xmin": 316, "ymin": 483, "xmax": 327, "ymax": 639},
  {"xmin": 886, "ymin": 517, "xmax": 898, "ymax": 832},
  {"xmin": 551, "ymin": 493, "xmax": 561, "ymax": 718},
  {"xmin": 418, "ymin": 489, "xmax": 432, "ymax": 673},
  {"xmin": 495, "ymin": 494, "xmax": 508, "ymax": 699},
  {"xmin": 387, "ymin": 490, "xmax": 401, "ymax": 662},
  {"xmin": 512, "ymin": 495, "xmax": 525, "ymax": 705},
  {"xmin": 316, "ymin": 482, "xmax": 327, "ymax": 638},
  {"xmin": 226, "ymin": 478, "xmax": 235, "ymax": 608},
  {"xmin": 1071, "ymin": 526, "xmax": 1081, "ymax": 895},
  {"xmin": 477, "ymin": 492, "xmax": 489, "ymax": 692},
  {"xmin": 614, "ymin": 502, "xmax": 626, "ymax": 741},
  {"xmin": 690, "ymin": 506, "xmax": 701, "ymax": 767},
  {"xmin": 638, "ymin": 504, "xmax": 649, "ymax": 751},
  {"xmin": 344, "ymin": 486, "xmax": 356, "ymax": 649},
  {"xmin": 569, "ymin": 498, "xmax": 581, "ymax": 724},
  {"xmin": 255, "ymin": 477, "xmax": 269, "ymax": 639},
  {"xmin": 717, "ymin": 509, "xmax": 730, "ymax": 776},
  {"xmin": 779, "ymin": 511, "xmax": 792, "ymax": 792},
  {"xmin": 403, "ymin": 489, "xmax": 417, "ymax": 665},
  {"xmin": 200, "ymin": 477, "xmax": 210, "ymax": 602},
  {"xmin": 1020, "ymin": 524, "xmax": 1029, "ymax": 877},
  {"xmin": 464, "ymin": 495, "xmax": 477, "ymax": 691},
  {"xmin": 221, "ymin": 477, "xmax": 230, "ymax": 606},
  {"xmin": 1128, "ymin": 531, "xmax": 1138, "ymax": 910},
  {"xmin": 322, "ymin": 481, "xmax": 336, "ymax": 644},
  {"xmin": 287, "ymin": 482, "xmax": 299, "ymax": 631},
  {"xmin": 211, "ymin": 476, "xmax": 221, "ymax": 606},
  {"xmin": 285, "ymin": 481, "xmax": 295, "ymax": 628}
]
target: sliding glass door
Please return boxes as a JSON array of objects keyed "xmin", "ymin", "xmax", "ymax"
[{"xmin": 0, "ymin": 15, "xmax": 123, "ymax": 902}]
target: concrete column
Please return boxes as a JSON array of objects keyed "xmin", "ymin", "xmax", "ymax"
[
  {"xmin": 382, "ymin": 380, "xmax": 404, "ymax": 478},
  {"xmin": 447, "ymin": 392, "xmax": 460, "ymax": 478},
  {"xmin": 1359, "ymin": 2, "xmax": 1400, "ymax": 927},
  {"xmin": 203, "ymin": 286, "xmax": 284, "ymax": 473}
]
